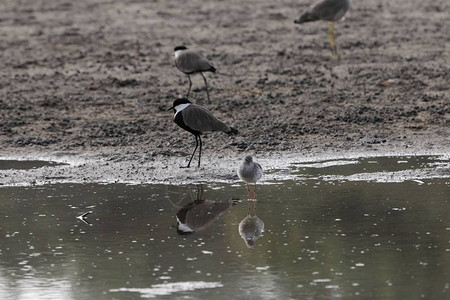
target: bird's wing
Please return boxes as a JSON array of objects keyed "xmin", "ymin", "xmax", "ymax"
[
  {"xmin": 312, "ymin": 0, "xmax": 349, "ymax": 21},
  {"xmin": 176, "ymin": 50, "xmax": 213, "ymax": 73},
  {"xmin": 256, "ymin": 163, "xmax": 263, "ymax": 172},
  {"xmin": 183, "ymin": 105, "xmax": 230, "ymax": 133}
]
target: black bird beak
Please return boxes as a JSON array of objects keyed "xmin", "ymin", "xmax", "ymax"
[{"xmin": 167, "ymin": 106, "xmax": 174, "ymax": 111}]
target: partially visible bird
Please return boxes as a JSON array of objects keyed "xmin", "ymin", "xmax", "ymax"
[
  {"xmin": 168, "ymin": 98, "xmax": 238, "ymax": 168},
  {"xmin": 174, "ymin": 46, "xmax": 216, "ymax": 103},
  {"xmin": 237, "ymin": 156, "xmax": 263, "ymax": 203},
  {"xmin": 294, "ymin": 0, "xmax": 351, "ymax": 57},
  {"xmin": 76, "ymin": 211, "xmax": 92, "ymax": 225},
  {"xmin": 238, "ymin": 215, "xmax": 265, "ymax": 248}
]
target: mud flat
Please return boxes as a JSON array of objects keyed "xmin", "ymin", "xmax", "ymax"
[
  {"xmin": 0, "ymin": 146, "xmax": 449, "ymax": 187},
  {"xmin": 0, "ymin": 0, "xmax": 449, "ymax": 185}
]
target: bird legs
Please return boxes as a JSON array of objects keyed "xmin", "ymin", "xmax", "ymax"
[
  {"xmin": 246, "ymin": 183, "xmax": 257, "ymax": 214},
  {"xmin": 328, "ymin": 21, "xmax": 339, "ymax": 58},
  {"xmin": 200, "ymin": 73, "xmax": 211, "ymax": 103},
  {"xmin": 185, "ymin": 73, "xmax": 211, "ymax": 103},
  {"xmin": 186, "ymin": 75, "xmax": 192, "ymax": 98},
  {"xmin": 197, "ymin": 135, "xmax": 202, "ymax": 167},
  {"xmin": 182, "ymin": 135, "xmax": 203, "ymax": 168}
]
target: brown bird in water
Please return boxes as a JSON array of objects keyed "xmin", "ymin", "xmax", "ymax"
[
  {"xmin": 294, "ymin": 0, "xmax": 351, "ymax": 57},
  {"xmin": 237, "ymin": 156, "xmax": 263, "ymax": 201}
]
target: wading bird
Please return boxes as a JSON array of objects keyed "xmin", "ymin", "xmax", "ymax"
[
  {"xmin": 294, "ymin": 0, "xmax": 351, "ymax": 57},
  {"xmin": 168, "ymin": 98, "xmax": 237, "ymax": 168},
  {"xmin": 237, "ymin": 156, "xmax": 263, "ymax": 203},
  {"xmin": 174, "ymin": 46, "xmax": 216, "ymax": 103}
]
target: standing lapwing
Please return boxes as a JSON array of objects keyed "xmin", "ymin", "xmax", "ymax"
[
  {"xmin": 294, "ymin": 0, "xmax": 351, "ymax": 57},
  {"xmin": 237, "ymin": 156, "xmax": 263, "ymax": 210},
  {"xmin": 168, "ymin": 98, "xmax": 237, "ymax": 168},
  {"xmin": 174, "ymin": 46, "xmax": 216, "ymax": 103}
]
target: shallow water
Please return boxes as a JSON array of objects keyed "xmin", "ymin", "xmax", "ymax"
[
  {"xmin": 0, "ymin": 160, "xmax": 66, "ymax": 170},
  {"xmin": 291, "ymin": 155, "xmax": 444, "ymax": 177},
  {"xmin": 0, "ymin": 156, "xmax": 449, "ymax": 299}
]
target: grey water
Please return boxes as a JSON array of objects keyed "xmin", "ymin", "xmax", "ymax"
[
  {"xmin": 0, "ymin": 160, "xmax": 66, "ymax": 170},
  {"xmin": 0, "ymin": 156, "xmax": 449, "ymax": 299}
]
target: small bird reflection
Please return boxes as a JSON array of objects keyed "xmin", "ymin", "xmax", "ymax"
[
  {"xmin": 76, "ymin": 211, "xmax": 93, "ymax": 225},
  {"xmin": 171, "ymin": 185, "xmax": 236, "ymax": 235},
  {"xmin": 239, "ymin": 214, "xmax": 265, "ymax": 248}
]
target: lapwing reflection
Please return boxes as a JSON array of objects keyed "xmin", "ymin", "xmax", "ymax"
[{"xmin": 170, "ymin": 185, "xmax": 237, "ymax": 235}]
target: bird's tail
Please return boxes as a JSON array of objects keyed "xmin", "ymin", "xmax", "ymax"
[
  {"xmin": 209, "ymin": 65, "xmax": 216, "ymax": 73},
  {"xmin": 294, "ymin": 12, "xmax": 317, "ymax": 24},
  {"xmin": 227, "ymin": 127, "xmax": 238, "ymax": 135}
]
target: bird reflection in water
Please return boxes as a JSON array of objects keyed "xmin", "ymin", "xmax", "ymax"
[
  {"xmin": 237, "ymin": 156, "xmax": 265, "ymax": 247},
  {"xmin": 171, "ymin": 185, "xmax": 236, "ymax": 235},
  {"xmin": 239, "ymin": 213, "xmax": 265, "ymax": 248}
]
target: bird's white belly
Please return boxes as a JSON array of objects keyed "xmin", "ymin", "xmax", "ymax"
[{"xmin": 239, "ymin": 165, "xmax": 263, "ymax": 183}]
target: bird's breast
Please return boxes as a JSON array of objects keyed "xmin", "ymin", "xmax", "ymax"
[{"xmin": 174, "ymin": 111, "xmax": 201, "ymax": 136}]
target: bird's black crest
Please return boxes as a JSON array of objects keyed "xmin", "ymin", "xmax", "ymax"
[
  {"xmin": 174, "ymin": 45, "xmax": 188, "ymax": 51},
  {"xmin": 172, "ymin": 98, "xmax": 191, "ymax": 107}
]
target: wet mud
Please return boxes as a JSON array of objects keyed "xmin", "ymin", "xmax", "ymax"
[{"xmin": 0, "ymin": 0, "xmax": 449, "ymax": 183}]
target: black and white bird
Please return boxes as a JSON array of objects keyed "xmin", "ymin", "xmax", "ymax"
[
  {"xmin": 237, "ymin": 156, "xmax": 263, "ymax": 202},
  {"xmin": 168, "ymin": 98, "xmax": 237, "ymax": 168},
  {"xmin": 294, "ymin": 0, "xmax": 351, "ymax": 57},
  {"xmin": 174, "ymin": 46, "xmax": 216, "ymax": 103}
]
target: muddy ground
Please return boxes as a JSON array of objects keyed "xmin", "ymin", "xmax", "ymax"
[{"xmin": 0, "ymin": 0, "xmax": 449, "ymax": 184}]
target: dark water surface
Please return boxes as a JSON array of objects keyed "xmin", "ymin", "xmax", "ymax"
[
  {"xmin": 0, "ymin": 160, "xmax": 67, "ymax": 170},
  {"xmin": 0, "ymin": 157, "xmax": 449, "ymax": 299}
]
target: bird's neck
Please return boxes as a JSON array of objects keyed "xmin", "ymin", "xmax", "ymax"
[
  {"xmin": 174, "ymin": 50, "xmax": 184, "ymax": 58},
  {"xmin": 174, "ymin": 103, "xmax": 191, "ymax": 118}
]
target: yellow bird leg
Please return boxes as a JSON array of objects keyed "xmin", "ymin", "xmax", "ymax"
[{"xmin": 328, "ymin": 21, "xmax": 339, "ymax": 57}]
